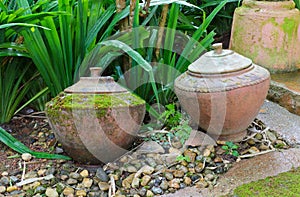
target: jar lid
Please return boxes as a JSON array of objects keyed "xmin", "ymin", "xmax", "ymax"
[
  {"xmin": 188, "ymin": 43, "xmax": 252, "ymax": 74},
  {"xmin": 64, "ymin": 67, "xmax": 127, "ymax": 94}
]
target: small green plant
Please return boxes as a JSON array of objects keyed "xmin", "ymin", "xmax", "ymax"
[
  {"xmin": 222, "ymin": 141, "xmax": 240, "ymax": 157},
  {"xmin": 171, "ymin": 120, "xmax": 192, "ymax": 145},
  {"xmin": 176, "ymin": 155, "xmax": 191, "ymax": 162},
  {"xmin": 159, "ymin": 103, "xmax": 182, "ymax": 129}
]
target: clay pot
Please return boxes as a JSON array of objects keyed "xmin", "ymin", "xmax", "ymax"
[
  {"xmin": 174, "ymin": 43, "xmax": 270, "ymax": 142},
  {"xmin": 45, "ymin": 67, "xmax": 145, "ymax": 164},
  {"xmin": 230, "ymin": 0, "xmax": 300, "ymax": 73}
]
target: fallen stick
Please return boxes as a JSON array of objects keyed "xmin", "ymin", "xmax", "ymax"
[
  {"xmin": 16, "ymin": 174, "xmax": 54, "ymax": 187},
  {"xmin": 239, "ymin": 149, "xmax": 275, "ymax": 159}
]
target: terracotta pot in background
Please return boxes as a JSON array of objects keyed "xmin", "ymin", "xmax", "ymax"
[
  {"xmin": 230, "ymin": 0, "xmax": 300, "ymax": 73},
  {"xmin": 45, "ymin": 67, "xmax": 145, "ymax": 164},
  {"xmin": 175, "ymin": 43, "xmax": 270, "ymax": 142}
]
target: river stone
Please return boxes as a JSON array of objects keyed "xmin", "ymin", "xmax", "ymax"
[
  {"xmin": 173, "ymin": 170, "xmax": 184, "ymax": 178},
  {"xmin": 82, "ymin": 178, "xmax": 93, "ymax": 188},
  {"xmin": 127, "ymin": 166, "xmax": 137, "ymax": 173},
  {"xmin": 62, "ymin": 187, "xmax": 74, "ymax": 196},
  {"xmin": 76, "ymin": 190, "xmax": 87, "ymax": 196},
  {"xmin": 145, "ymin": 158, "xmax": 157, "ymax": 167},
  {"xmin": 6, "ymin": 186, "xmax": 18, "ymax": 193},
  {"xmin": 247, "ymin": 139, "xmax": 256, "ymax": 145},
  {"xmin": 45, "ymin": 188, "xmax": 58, "ymax": 197},
  {"xmin": 184, "ymin": 177, "xmax": 192, "ymax": 185},
  {"xmin": 160, "ymin": 180, "xmax": 169, "ymax": 190},
  {"xmin": 136, "ymin": 165, "xmax": 154, "ymax": 176},
  {"xmin": 98, "ymin": 182, "xmax": 110, "ymax": 191},
  {"xmin": 37, "ymin": 169, "xmax": 47, "ymax": 176},
  {"xmin": 146, "ymin": 190, "xmax": 154, "ymax": 197},
  {"xmin": 183, "ymin": 150, "xmax": 196, "ymax": 163},
  {"xmin": 21, "ymin": 153, "xmax": 33, "ymax": 161},
  {"xmin": 164, "ymin": 172, "xmax": 174, "ymax": 181},
  {"xmin": 131, "ymin": 177, "xmax": 140, "ymax": 188},
  {"xmin": 140, "ymin": 175, "xmax": 151, "ymax": 186},
  {"xmin": 205, "ymin": 174, "xmax": 215, "ymax": 181},
  {"xmin": 138, "ymin": 188, "xmax": 147, "ymax": 196},
  {"xmin": 168, "ymin": 179, "xmax": 180, "ymax": 189},
  {"xmin": 69, "ymin": 172, "xmax": 82, "ymax": 181},
  {"xmin": 96, "ymin": 168, "xmax": 109, "ymax": 182},
  {"xmin": 25, "ymin": 171, "xmax": 38, "ymax": 179},
  {"xmin": 122, "ymin": 174, "xmax": 135, "ymax": 189},
  {"xmin": 66, "ymin": 178, "xmax": 77, "ymax": 185},
  {"xmin": 35, "ymin": 186, "xmax": 46, "ymax": 194},
  {"xmin": 0, "ymin": 177, "xmax": 9, "ymax": 185},
  {"xmin": 152, "ymin": 186, "xmax": 163, "ymax": 195},
  {"xmin": 0, "ymin": 186, "xmax": 5, "ymax": 194},
  {"xmin": 136, "ymin": 141, "xmax": 165, "ymax": 154},
  {"xmin": 80, "ymin": 170, "xmax": 89, "ymax": 178},
  {"xmin": 266, "ymin": 131, "xmax": 277, "ymax": 142}
]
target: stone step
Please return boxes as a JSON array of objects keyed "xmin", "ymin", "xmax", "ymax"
[{"xmin": 268, "ymin": 71, "xmax": 300, "ymax": 115}]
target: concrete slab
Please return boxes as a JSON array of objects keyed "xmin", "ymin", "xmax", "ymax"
[{"xmin": 257, "ymin": 100, "xmax": 300, "ymax": 145}]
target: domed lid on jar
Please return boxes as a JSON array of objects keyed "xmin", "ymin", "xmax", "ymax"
[
  {"xmin": 64, "ymin": 67, "xmax": 127, "ymax": 94},
  {"xmin": 188, "ymin": 43, "xmax": 253, "ymax": 74}
]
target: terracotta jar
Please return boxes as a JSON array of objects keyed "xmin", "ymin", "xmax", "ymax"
[
  {"xmin": 230, "ymin": 0, "xmax": 300, "ymax": 73},
  {"xmin": 174, "ymin": 43, "xmax": 270, "ymax": 142},
  {"xmin": 45, "ymin": 67, "xmax": 145, "ymax": 164}
]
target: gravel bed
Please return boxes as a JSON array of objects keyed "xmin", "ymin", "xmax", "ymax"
[{"xmin": 0, "ymin": 116, "xmax": 291, "ymax": 197}]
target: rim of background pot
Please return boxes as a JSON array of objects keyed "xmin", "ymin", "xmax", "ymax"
[{"xmin": 244, "ymin": 0, "xmax": 296, "ymax": 10}]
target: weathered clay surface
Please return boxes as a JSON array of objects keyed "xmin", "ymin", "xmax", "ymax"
[
  {"xmin": 175, "ymin": 65, "xmax": 270, "ymax": 142},
  {"xmin": 230, "ymin": 0, "xmax": 300, "ymax": 73}
]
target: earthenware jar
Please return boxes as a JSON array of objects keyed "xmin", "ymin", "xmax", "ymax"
[
  {"xmin": 174, "ymin": 43, "xmax": 270, "ymax": 142},
  {"xmin": 230, "ymin": 0, "xmax": 300, "ymax": 73},
  {"xmin": 45, "ymin": 67, "xmax": 145, "ymax": 164}
]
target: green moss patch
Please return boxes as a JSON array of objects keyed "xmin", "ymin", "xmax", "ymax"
[
  {"xmin": 231, "ymin": 167, "xmax": 300, "ymax": 196},
  {"xmin": 46, "ymin": 92, "xmax": 145, "ymax": 110}
]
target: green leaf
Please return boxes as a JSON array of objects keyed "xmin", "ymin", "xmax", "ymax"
[{"xmin": 0, "ymin": 127, "xmax": 71, "ymax": 160}]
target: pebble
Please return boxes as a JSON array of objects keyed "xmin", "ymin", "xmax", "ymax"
[
  {"xmin": 22, "ymin": 153, "xmax": 33, "ymax": 161},
  {"xmin": 38, "ymin": 169, "xmax": 47, "ymax": 176},
  {"xmin": 6, "ymin": 186, "xmax": 18, "ymax": 192},
  {"xmin": 80, "ymin": 170, "xmax": 89, "ymax": 178},
  {"xmin": 146, "ymin": 190, "xmax": 154, "ymax": 197},
  {"xmin": 141, "ymin": 175, "xmax": 151, "ymax": 186},
  {"xmin": 127, "ymin": 166, "xmax": 137, "ymax": 173},
  {"xmin": 66, "ymin": 178, "xmax": 78, "ymax": 185},
  {"xmin": 168, "ymin": 179, "xmax": 180, "ymax": 189},
  {"xmin": 1, "ymin": 172, "xmax": 8, "ymax": 176},
  {"xmin": 76, "ymin": 190, "xmax": 87, "ymax": 196},
  {"xmin": 98, "ymin": 182, "xmax": 110, "ymax": 191},
  {"xmin": 266, "ymin": 131, "xmax": 277, "ymax": 142},
  {"xmin": 45, "ymin": 187, "xmax": 58, "ymax": 197},
  {"xmin": 184, "ymin": 177, "xmax": 192, "ymax": 185},
  {"xmin": 160, "ymin": 180, "xmax": 169, "ymax": 190},
  {"xmin": 205, "ymin": 174, "xmax": 215, "ymax": 181},
  {"xmin": 95, "ymin": 168, "xmax": 109, "ymax": 182},
  {"xmin": 248, "ymin": 146, "xmax": 260, "ymax": 154},
  {"xmin": 131, "ymin": 177, "xmax": 140, "ymax": 188},
  {"xmin": 152, "ymin": 186, "xmax": 163, "ymax": 195},
  {"xmin": 63, "ymin": 187, "xmax": 75, "ymax": 196},
  {"xmin": 203, "ymin": 149, "xmax": 211, "ymax": 157},
  {"xmin": 140, "ymin": 165, "xmax": 154, "ymax": 175},
  {"xmin": 69, "ymin": 172, "xmax": 82, "ymax": 181},
  {"xmin": 164, "ymin": 172, "xmax": 174, "ymax": 181},
  {"xmin": 122, "ymin": 174, "xmax": 135, "ymax": 189},
  {"xmin": 0, "ymin": 177, "xmax": 9, "ymax": 185},
  {"xmin": 35, "ymin": 186, "xmax": 46, "ymax": 194},
  {"xmin": 82, "ymin": 178, "xmax": 93, "ymax": 188},
  {"xmin": 184, "ymin": 150, "xmax": 196, "ymax": 162},
  {"xmin": 173, "ymin": 170, "xmax": 184, "ymax": 178},
  {"xmin": 0, "ymin": 186, "xmax": 5, "ymax": 194}
]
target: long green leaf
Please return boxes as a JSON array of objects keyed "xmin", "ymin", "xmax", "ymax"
[{"xmin": 0, "ymin": 127, "xmax": 71, "ymax": 160}]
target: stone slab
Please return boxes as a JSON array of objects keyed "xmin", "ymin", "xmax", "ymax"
[{"xmin": 257, "ymin": 100, "xmax": 300, "ymax": 145}]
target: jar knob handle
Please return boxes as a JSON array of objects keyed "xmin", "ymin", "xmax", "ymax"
[
  {"xmin": 212, "ymin": 43, "xmax": 223, "ymax": 54},
  {"xmin": 90, "ymin": 67, "xmax": 102, "ymax": 77}
]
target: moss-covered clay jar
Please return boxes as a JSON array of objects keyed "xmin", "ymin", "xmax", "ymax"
[
  {"xmin": 174, "ymin": 43, "xmax": 270, "ymax": 142},
  {"xmin": 45, "ymin": 67, "xmax": 145, "ymax": 164},
  {"xmin": 230, "ymin": 0, "xmax": 300, "ymax": 73}
]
